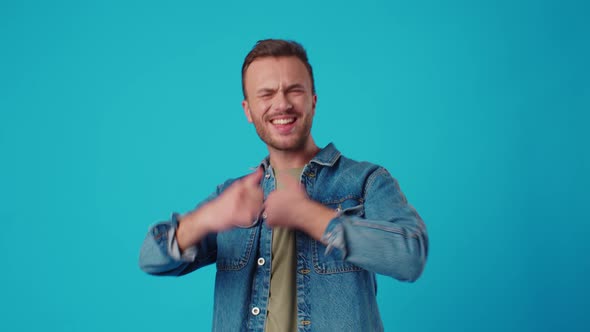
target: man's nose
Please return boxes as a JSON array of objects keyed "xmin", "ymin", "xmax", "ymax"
[{"xmin": 272, "ymin": 92, "xmax": 293, "ymax": 111}]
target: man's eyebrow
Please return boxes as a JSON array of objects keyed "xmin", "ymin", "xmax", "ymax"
[
  {"xmin": 256, "ymin": 87, "xmax": 276, "ymax": 95},
  {"xmin": 285, "ymin": 83, "xmax": 306, "ymax": 91},
  {"xmin": 256, "ymin": 83, "xmax": 306, "ymax": 95}
]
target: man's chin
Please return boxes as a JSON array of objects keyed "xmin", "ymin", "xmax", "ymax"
[{"xmin": 265, "ymin": 137, "xmax": 307, "ymax": 152}]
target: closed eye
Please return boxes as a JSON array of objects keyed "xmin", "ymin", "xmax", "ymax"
[
  {"xmin": 257, "ymin": 89, "xmax": 275, "ymax": 99},
  {"xmin": 288, "ymin": 88, "xmax": 304, "ymax": 95},
  {"xmin": 286, "ymin": 85, "xmax": 306, "ymax": 95}
]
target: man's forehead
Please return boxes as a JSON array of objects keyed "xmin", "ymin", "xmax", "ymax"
[{"xmin": 245, "ymin": 56, "xmax": 310, "ymax": 83}]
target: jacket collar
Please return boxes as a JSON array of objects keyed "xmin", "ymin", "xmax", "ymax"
[
  {"xmin": 309, "ymin": 142, "xmax": 341, "ymax": 166},
  {"xmin": 260, "ymin": 142, "xmax": 341, "ymax": 169}
]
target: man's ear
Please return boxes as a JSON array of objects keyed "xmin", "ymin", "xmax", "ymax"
[
  {"xmin": 242, "ymin": 100, "xmax": 253, "ymax": 123},
  {"xmin": 312, "ymin": 94, "xmax": 317, "ymax": 116}
]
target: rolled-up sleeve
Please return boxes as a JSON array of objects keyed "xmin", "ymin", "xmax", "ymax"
[
  {"xmin": 139, "ymin": 214, "xmax": 199, "ymax": 274},
  {"xmin": 139, "ymin": 188, "xmax": 222, "ymax": 276}
]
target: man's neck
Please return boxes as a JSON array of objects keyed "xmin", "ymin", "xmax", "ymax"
[{"xmin": 268, "ymin": 141, "xmax": 320, "ymax": 170}]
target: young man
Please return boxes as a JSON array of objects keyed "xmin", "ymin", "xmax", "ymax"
[{"xmin": 139, "ymin": 39, "xmax": 428, "ymax": 332}]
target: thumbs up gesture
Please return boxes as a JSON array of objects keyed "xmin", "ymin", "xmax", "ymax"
[
  {"xmin": 210, "ymin": 167, "xmax": 265, "ymax": 231},
  {"xmin": 178, "ymin": 167, "xmax": 264, "ymax": 250},
  {"xmin": 264, "ymin": 172, "xmax": 337, "ymax": 241}
]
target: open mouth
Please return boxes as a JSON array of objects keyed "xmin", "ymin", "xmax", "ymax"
[
  {"xmin": 269, "ymin": 117, "xmax": 297, "ymax": 133},
  {"xmin": 271, "ymin": 118, "xmax": 296, "ymax": 125}
]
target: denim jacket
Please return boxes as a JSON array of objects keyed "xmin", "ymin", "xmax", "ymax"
[{"xmin": 139, "ymin": 143, "xmax": 428, "ymax": 332}]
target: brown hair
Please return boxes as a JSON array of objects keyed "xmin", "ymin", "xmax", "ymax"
[{"xmin": 241, "ymin": 39, "xmax": 315, "ymax": 98}]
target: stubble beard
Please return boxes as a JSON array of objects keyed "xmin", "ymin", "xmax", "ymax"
[{"xmin": 252, "ymin": 114, "xmax": 313, "ymax": 152}]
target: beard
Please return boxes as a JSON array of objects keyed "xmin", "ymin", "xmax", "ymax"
[{"xmin": 251, "ymin": 111, "xmax": 314, "ymax": 152}]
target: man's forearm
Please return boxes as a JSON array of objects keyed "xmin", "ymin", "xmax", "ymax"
[
  {"xmin": 298, "ymin": 201, "xmax": 337, "ymax": 243},
  {"xmin": 177, "ymin": 204, "xmax": 216, "ymax": 252}
]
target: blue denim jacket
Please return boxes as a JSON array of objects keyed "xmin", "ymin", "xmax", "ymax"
[{"xmin": 139, "ymin": 143, "xmax": 428, "ymax": 332}]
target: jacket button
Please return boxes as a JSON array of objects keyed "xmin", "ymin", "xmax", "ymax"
[
  {"xmin": 251, "ymin": 307, "xmax": 260, "ymax": 316},
  {"xmin": 265, "ymin": 173, "xmax": 270, "ymax": 179},
  {"xmin": 257, "ymin": 257, "xmax": 265, "ymax": 266}
]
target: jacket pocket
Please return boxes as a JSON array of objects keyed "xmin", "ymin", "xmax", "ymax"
[
  {"xmin": 216, "ymin": 227, "xmax": 257, "ymax": 271},
  {"xmin": 312, "ymin": 198, "xmax": 364, "ymax": 274}
]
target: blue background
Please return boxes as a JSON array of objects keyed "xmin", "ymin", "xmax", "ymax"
[{"xmin": 1, "ymin": 0, "xmax": 588, "ymax": 331}]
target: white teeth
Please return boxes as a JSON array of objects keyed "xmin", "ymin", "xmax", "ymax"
[{"xmin": 271, "ymin": 118, "xmax": 295, "ymax": 125}]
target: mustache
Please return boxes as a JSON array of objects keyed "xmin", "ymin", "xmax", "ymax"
[{"xmin": 264, "ymin": 110, "xmax": 299, "ymax": 120}]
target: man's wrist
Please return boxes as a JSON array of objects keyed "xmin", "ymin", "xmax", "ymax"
[
  {"xmin": 177, "ymin": 205, "xmax": 214, "ymax": 251},
  {"xmin": 300, "ymin": 200, "xmax": 337, "ymax": 242}
]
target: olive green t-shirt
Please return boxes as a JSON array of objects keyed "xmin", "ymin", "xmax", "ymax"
[{"xmin": 265, "ymin": 168, "xmax": 302, "ymax": 332}]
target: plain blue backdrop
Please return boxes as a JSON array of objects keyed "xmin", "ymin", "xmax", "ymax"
[{"xmin": 1, "ymin": 0, "xmax": 588, "ymax": 331}]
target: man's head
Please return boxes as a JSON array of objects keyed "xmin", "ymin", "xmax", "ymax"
[
  {"xmin": 241, "ymin": 39, "xmax": 317, "ymax": 153},
  {"xmin": 241, "ymin": 39, "xmax": 315, "ymax": 99}
]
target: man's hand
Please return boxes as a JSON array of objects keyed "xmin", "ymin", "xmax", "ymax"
[
  {"xmin": 177, "ymin": 168, "xmax": 264, "ymax": 251},
  {"xmin": 264, "ymin": 172, "xmax": 337, "ymax": 242},
  {"xmin": 207, "ymin": 167, "xmax": 265, "ymax": 231}
]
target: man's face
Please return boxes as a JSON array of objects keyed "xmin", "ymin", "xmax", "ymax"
[{"xmin": 242, "ymin": 56, "xmax": 317, "ymax": 152}]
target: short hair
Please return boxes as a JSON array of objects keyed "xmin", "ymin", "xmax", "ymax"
[{"xmin": 241, "ymin": 39, "xmax": 315, "ymax": 98}]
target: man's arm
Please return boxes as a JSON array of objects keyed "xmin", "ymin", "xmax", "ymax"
[
  {"xmin": 138, "ymin": 197, "xmax": 219, "ymax": 277},
  {"xmin": 321, "ymin": 167, "xmax": 428, "ymax": 281},
  {"xmin": 264, "ymin": 167, "xmax": 428, "ymax": 282},
  {"xmin": 138, "ymin": 168, "xmax": 264, "ymax": 276}
]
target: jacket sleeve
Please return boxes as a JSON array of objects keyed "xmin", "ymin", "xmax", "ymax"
[
  {"xmin": 321, "ymin": 167, "xmax": 428, "ymax": 282},
  {"xmin": 138, "ymin": 190, "xmax": 220, "ymax": 276}
]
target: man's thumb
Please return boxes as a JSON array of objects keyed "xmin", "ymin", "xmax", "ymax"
[{"xmin": 244, "ymin": 167, "xmax": 263, "ymax": 186}]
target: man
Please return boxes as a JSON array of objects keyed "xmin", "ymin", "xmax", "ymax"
[{"xmin": 139, "ymin": 39, "xmax": 428, "ymax": 332}]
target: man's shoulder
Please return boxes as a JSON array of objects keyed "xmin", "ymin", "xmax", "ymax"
[
  {"xmin": 332, "ymin": 151, "xmax": 384, "ymax": 176},
  {"xmin": 314, "ymin": 143, "xmax": 384, "ymax": 172},
  {"xmin": 313, "ymin": 150, "xmax": 391, "ymax": 196}
]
